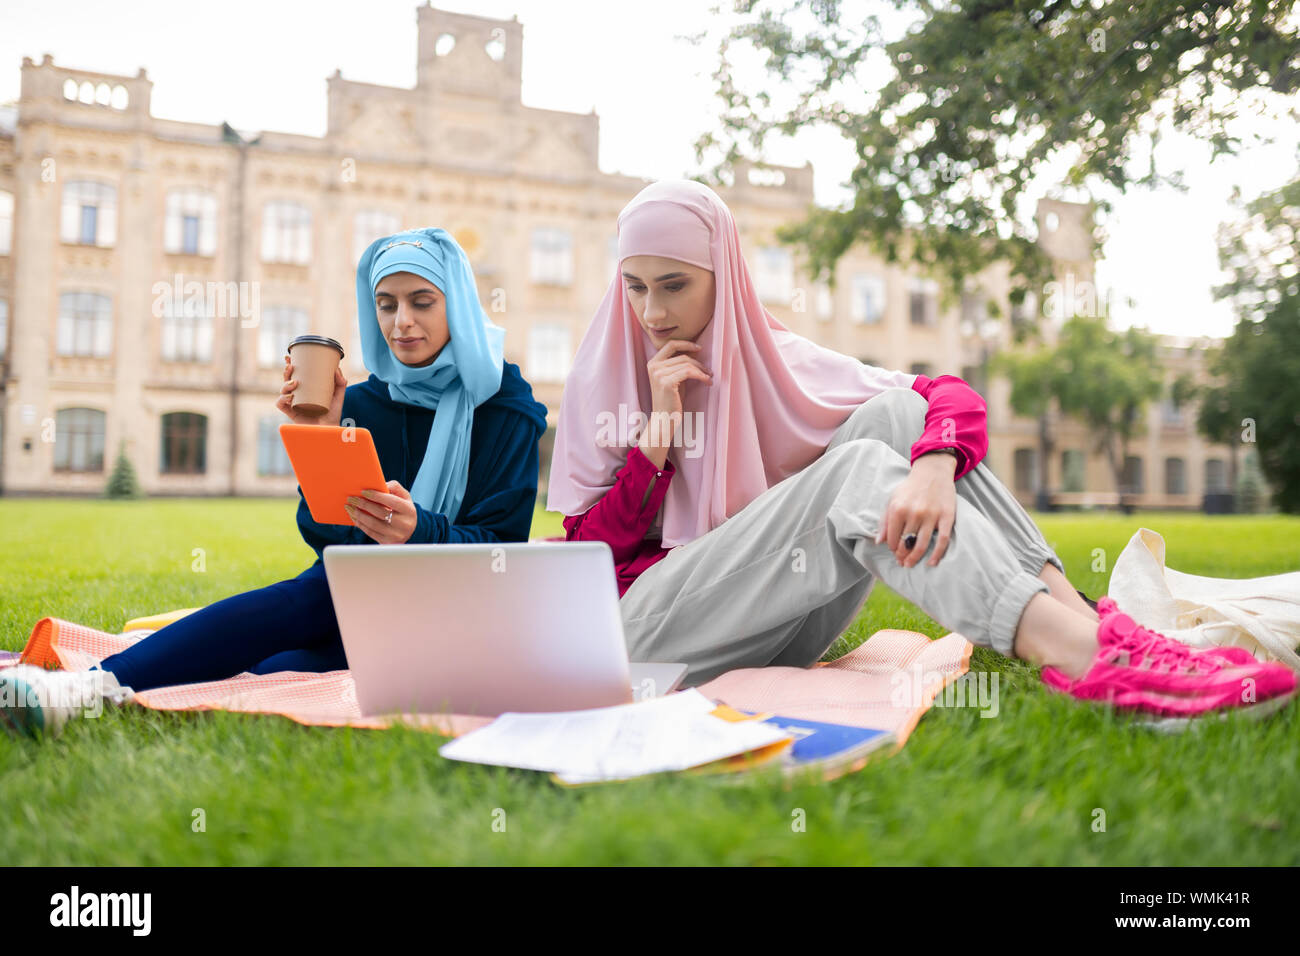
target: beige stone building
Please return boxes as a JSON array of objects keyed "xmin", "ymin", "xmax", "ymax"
[{"xmin": 0, "ymin": 4, "xmax": 1243, "ymax": 510}]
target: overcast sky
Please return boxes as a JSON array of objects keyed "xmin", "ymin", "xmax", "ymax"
[{"xmin": 3, "ymin": 0, "xmax": 1296, "ymax": 340}]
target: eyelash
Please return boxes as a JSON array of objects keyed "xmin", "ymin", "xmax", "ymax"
[
  {"xmin": 377, "ymin": 301, "xmax": 435, "ymax": 313},
  {"xmin": 627, "ymin": 284, "xmax": 685, "ymax": 294}
]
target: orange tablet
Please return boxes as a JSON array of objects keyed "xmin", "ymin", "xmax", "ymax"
[{"xmin": 279, "ymin": 423, "xmax": 388, "ymax": 526}]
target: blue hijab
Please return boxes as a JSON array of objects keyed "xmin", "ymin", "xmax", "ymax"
[{"xmin": 356, "ymin": 227, "xmax": 506, "ymax": 522}]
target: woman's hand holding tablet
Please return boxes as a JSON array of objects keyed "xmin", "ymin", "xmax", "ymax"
[
  {"xmin": 344, "ymin": 481, "xmax": 419, "ymax": 544},
  {"xmin": 279, "ymin": 424, "xmax": 389, "ymax": 529}
]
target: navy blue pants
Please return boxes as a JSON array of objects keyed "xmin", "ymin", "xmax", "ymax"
[{"xmin": 99, "ymin": 561, "xmax": 349, "ymax": 692}]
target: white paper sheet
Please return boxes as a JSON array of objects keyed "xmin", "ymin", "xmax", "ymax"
[{"xmin": 438, "ymin": 688, "xmax": 790, "ymax": 783}]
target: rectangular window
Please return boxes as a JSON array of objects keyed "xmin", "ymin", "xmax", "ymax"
[
  {"xmin": 1061, "ymin": 449, "xmax": 1085, "ymax": 493},
  {"xmin": 850, "ymin": 274, "xmax": 885, "ymax": 324},
  {"xmin": 909, "ymin": 362, "xmax": 933, "ymax": 378},
  {"xmin": 814, "ymin": 283, "xmax": 833, "ymax": 322},
  {"xmin": 57, "ymin": 292, "xmax": 113, "ymax": 358},
  {"xmin": 0, "ymin": 191, "xmax": 12, "ymax": 256},
  {"xmin": 1165, "ymin": 457, "xmax": 1187, "ymax": 495},
  {"xmin": 258, "ymin": 416, "xmax": 294, "ymax": 476},
  {"xmin": 353, "ymin": 210, "xmax": 402, "ymax": 266},
  {"xmin": 530, "ymin": 228, "xmax": 573, "ymax": 286},
  {"xmin": 960, "ymin": 290, "xmax": 985, "ymax": 330},
  {"xmin": 1205, "ymin": 459, "xmax": 1228, "ymax": 493},
  {"xmin": 79, "ymin": 205, "xmax": 98, "ymax": 245},
  {"xmin": 161, "ymin": 299, "xmax": 213, "ymax": 363},
  {"xmin": 605, "ymin": 236, "xmax": 620, "ymax": 282},
  {"xmin": 53, "ymin": 408, "xmax": 106, "ymax": 472},
  {"xmin": 1161, "ymin": 390, "xmax": 1185, "ymax": 425},
  {"xmin": 909, "ymin": 278, "xmax": 938, "ymax": 326},
  {"xmin": 1013, "ymin": 448, "xmax": 1037, "ymax": 493},
  {"xmin": 258, "ymin": 307, "xmax": 311, "ymax": 367},
  {"xmin": 1122, "ymin": 456, "xmax": 1145, "ymax": 494},
  {"xmin": 181, "ymin": 215, "xmax": 200, "ymax": 255},
  {"xmin": 754, "ymin": 246, "xmax": 794, "ymax": 304},
  {"xmin": 959, "ymin": 363, "xmax": 986, "ymax": 396},
  {"xmin": 261, "ymin": 201, "xmax": 312, "ymax": 265},
  {"xmin": 164, "ymin": 188, "xmax": 219, "ymax": 256},
  {"xmin": 61, "ymin": 182, "xmax": 117, "ymax": 247},
  {"xmin": 527, "ymin": 323, "xmax": 572, "ymax": 383}
]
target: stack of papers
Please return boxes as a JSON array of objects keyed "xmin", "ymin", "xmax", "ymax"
[{"xmin": 438, "ymin": 689, "xmax": 793, "ymax": 784}]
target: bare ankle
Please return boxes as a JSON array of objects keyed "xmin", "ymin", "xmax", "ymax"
[{"xmin": 1013, "ymin": 592, "xmax": 1100, "ymax": 679}]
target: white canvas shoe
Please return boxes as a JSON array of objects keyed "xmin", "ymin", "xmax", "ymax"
[{"xmin": 0, "ymin": 666, "xmax": 133, "ymax": 738}]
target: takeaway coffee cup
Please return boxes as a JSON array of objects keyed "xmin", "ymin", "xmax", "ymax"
[{"xmin": 287, "ymin": 334, "xmax": 345, "ymax": 417}]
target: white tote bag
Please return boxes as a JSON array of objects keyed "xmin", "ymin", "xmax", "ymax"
[{"xmin": 1108, "ymin": 528, "xmax": 1300, "ymax": 672}]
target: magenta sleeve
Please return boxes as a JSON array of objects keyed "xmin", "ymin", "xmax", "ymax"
[
  {"xmin": 908, "ymin": 374, "xmax": 989, "ymax": 479},
  {"xmin": 561, "ymin": 446, "xmax": 677, "ymax": 564}
]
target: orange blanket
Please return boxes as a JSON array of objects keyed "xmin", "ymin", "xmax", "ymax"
[{"xmin": 8, "ymin": 615, "xmax": 972, "ymax": 747}]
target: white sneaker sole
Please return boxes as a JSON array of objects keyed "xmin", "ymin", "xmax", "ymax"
[{"xmin": 1132, "ymin": 687, "xmax": 1297, "ymax": 734}]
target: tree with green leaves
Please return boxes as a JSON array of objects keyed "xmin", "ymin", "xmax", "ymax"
[
  {"xmin": 992, "ymin": 316, "xmax": 1165, "ymax": 506},
  {"xmin": 1191, "ymin": 173, "xmax": 1299, "ymax": 512},
  {"xmin": 105, "ymin": 440, "xmax": 143, "ymax": 500},
  {"xmin": 1196, "ymin": 298, "xmax": 1300, "ymax": 512},
  {"xmin": 698, "ymin": 0, "xmax": 1299, "ymax": 304}
]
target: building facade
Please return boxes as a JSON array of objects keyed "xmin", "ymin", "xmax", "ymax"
[{"xmin": 0, "ymin": 4, "xmax": 1242, "ymax": 509}]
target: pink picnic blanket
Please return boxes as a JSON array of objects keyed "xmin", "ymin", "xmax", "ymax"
[{"xmin": 8, "ymin": 616, "xmax": 972, "ymax": 746}]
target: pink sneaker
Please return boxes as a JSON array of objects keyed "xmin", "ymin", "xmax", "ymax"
[
  {"xmin": 1095, "ymin": 597, "xmax": 1259, "ymax": 666},
  {"xmin": 1042, "ymin": 597, "xmax": 1296, "ymax": 729}
]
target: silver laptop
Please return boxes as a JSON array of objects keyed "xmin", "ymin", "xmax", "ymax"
[{"xmin": 321, "ymin": 541, "xmax": 687, "ymax": 718}]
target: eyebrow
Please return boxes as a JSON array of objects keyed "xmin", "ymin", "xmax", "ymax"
[
  {"xmin": 621, "ymin": 271, "xmax": 689, "ymax": 282},
  {"xmin": 375, "ymin": 287, "xmax": 438, "ymax": 297}
]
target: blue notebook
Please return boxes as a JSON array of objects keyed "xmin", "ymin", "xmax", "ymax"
[{"xmin": 715, "ymin": 714, "xmax": 896, "ymax": 780}]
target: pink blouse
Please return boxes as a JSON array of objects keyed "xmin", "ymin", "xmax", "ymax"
[{"xmin": 562, "ymin": 373, "xmax": 988, "ymax": 597}]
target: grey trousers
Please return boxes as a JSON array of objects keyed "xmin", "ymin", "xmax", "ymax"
[{"xmin": 619, "ymin": 387, "xmax": 1067, "ymax": 687}]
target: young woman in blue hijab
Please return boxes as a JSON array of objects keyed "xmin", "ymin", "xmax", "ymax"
[{"xmin": 1, "ymin": 228, "xmax": 550, "ymax": 735}]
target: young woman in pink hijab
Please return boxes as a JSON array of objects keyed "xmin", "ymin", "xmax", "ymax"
[{"xmin": 547, "ymin": 179, "xmax": 1294, "ymax": 728}]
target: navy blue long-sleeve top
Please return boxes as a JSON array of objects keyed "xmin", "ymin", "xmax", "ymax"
[{"xmin": 296, "ymin": 359, "xmax": 550, "ymax": 562}]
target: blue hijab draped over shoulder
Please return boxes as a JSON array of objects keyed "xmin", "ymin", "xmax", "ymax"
[{"xmin": 355, "ymin": 227, "xmax": 510, "ymax": 523}]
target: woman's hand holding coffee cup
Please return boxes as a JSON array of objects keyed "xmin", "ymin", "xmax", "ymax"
[
  {"xmin": 345, "ymin": 480, "xmax": 417, "ymax": 544},
  {"xmin": 278, "ymin": 355, "xmax": 347, "ymax": 428}
]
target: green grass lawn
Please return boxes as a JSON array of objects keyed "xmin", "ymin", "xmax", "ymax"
[{"xmin": 2, "ymin": 498, "xmax": 1297, "ymax": 865}]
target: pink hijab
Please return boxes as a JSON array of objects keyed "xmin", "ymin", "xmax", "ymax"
[{"xmin": 546, "ymin": 179, "xmax": 916, "ymax": 548}]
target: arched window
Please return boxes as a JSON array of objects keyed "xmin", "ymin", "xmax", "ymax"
[
  {"xmin": 1164, "ymin": 457, "xmax": 1187, "ymax": 495},
  {"xmin": 160, "ymin": 412, "xmax": 207, "ymax": 474},
  {"xmin": 54, "ymin": 408, "xmax": 106, "ymax": 472},
  {"xmin": 1014, "ymin": 448, "xmax": 1037, "ymax": 493},
  {"xmin": 1205, "ymin": 459, "xmax": 1228, "ymax": 493},
  {"xmin": 1122, "ymin": 456, "xmax": 1145, "ymax": 495},
  {"xmin": 1061, "ymin": 449, "xmax": 1086, "ymax": 493}
]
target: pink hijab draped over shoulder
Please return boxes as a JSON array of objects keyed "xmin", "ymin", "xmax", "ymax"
[{"xmin": 546, "ymin": 178, "xmax": 916, "ymax": 548}]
